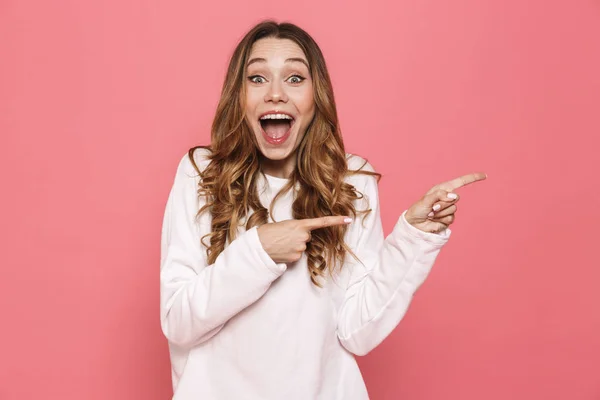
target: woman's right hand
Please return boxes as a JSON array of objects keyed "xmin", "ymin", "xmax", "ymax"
[{"xmin": 257, "ymin": 216, "xmax": 353, "ymax": 263}]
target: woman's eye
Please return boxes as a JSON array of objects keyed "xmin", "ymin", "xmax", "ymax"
[
  {"xmin": 288, "ymin": 75, "xmax": 305, "ymax": 84},
  {"xmin": 248, "ymin": 76, "xmax": 266, "ymax": 84}
]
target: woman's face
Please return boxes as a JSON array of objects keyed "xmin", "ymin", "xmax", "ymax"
[{"xmin": 244, "ymin": 37, "xmax": 315, "ymax": 178}]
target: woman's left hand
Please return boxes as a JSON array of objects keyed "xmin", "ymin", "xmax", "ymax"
[{"xmin": 405, "ymin": 172, "xmax": 487, "ymax": 234}]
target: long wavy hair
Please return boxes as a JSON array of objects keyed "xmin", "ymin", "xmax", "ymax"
[{"xmin": 188, "ymin": 20, "xmax": 381, "ymax": 287}]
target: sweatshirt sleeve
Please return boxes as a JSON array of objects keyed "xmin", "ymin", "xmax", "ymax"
[
  {"xmin": 336, "ymin": 159, "xmax": 451, "ymax": 356},
  {"xmin": 160, "ymin": 151, "xmax": 287, "ymax": 348}
]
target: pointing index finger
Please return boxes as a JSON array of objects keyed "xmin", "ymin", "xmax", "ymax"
[
  {"xmin": 301, "ymin": 216, "xmax": 352, "ymax": 231},
  {"xmin": 441, "ymin": 172, "xmax": 487, "ymax": 191}
]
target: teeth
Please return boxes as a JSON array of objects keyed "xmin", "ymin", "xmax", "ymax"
[{"xmin": 260, "ymin": 113, "xmax": 293, "ymax": 120}]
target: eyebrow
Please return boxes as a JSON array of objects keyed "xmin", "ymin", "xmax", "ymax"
[{"xmin": 246, "ymin": 57, "xmax": 309, "ymax": 70}]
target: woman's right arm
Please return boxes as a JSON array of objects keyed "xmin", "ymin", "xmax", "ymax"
[{"xmin": 160, "ymin": 152, "xmax": 287, "ymax": 349}]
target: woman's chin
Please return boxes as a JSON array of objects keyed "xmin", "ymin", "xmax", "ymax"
[{"xmin": 258, "ymin": 145, "xmax": 293, "ymax": 160}]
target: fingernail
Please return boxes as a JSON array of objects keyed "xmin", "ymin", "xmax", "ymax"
[
  {"xmin": 344, "ymin": 217, "xmax": 353, "ymax": 223},
  {"xmin": 433, "ymin": 204, "xmax": 441, "ymax": 211},
  {"xmin": 428, "ymin": 211, "xmax": 434, "ymax": 217},
  {"xmin": 447, "ymin": 193, "xmax": 457, "ymax": 199}
]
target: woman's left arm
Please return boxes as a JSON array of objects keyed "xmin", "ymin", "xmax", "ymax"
[{"xmin": 336, "ymin": 160, "xmax": 486, "ymax": 356}]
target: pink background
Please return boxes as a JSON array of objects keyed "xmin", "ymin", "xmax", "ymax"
[{"xmin": 1, "ymin": 0, "xmax": 599, "ymax": 399}]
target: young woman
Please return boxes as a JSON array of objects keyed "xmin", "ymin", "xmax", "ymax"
[{"xmin": 160, "ymin": 20, "xmax": 486, "ymax": 400}]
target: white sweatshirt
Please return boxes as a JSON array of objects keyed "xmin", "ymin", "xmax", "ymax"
[{"xmin": 160, "ymin": 148, "xmax": 451, "ymax": 399}]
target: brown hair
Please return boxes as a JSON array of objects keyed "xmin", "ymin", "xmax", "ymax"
[{"xmin": 188, "ymin": 20, "xmax": 381, "ymax": 286}]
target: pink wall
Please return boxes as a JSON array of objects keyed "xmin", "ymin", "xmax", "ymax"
[{"xmin": 1, "ymin": 0, "xmax": 599, "ymax": 398}]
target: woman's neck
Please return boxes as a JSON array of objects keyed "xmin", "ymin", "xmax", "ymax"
[{"xmin": 259, "ymin": 153, "xmax": 296, "ymax": 179}]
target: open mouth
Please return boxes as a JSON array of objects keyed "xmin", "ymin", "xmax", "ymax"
[{"xmin": 259, "ymin": 114, "xmax": 295, "ymax": 140}]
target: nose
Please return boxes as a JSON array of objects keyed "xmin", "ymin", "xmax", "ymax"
[{"xmin": 264, "ymin": 80, "xmax": 288, "ymax": 104}]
